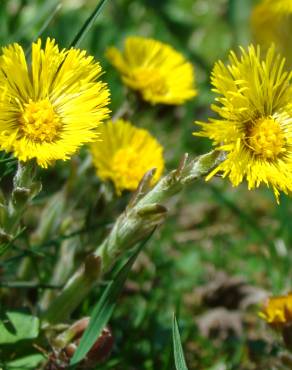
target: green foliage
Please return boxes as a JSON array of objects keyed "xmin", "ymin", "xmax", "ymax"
[
  {"xmin": 0, "ymin": 309, "xmax": 39, "ymax": 344},
  {"xmin": 0, "ymin": 1, "xmax": 291, "ymax": 369},
  {"xmin": 5, "ymin": 354, "xmax": 45, "ymax": 370},
  {"xmin": 71, "ymin": 230, "xmax": 155, "ymax": 365},
  {"xmin": 70, "ymin": 0, "xmax": 109, "ymax": 48}
]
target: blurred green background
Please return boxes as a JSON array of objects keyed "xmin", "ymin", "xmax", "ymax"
[{"xmin": 1, "ymin": 0, "xmax": 292, "ymax": 369}]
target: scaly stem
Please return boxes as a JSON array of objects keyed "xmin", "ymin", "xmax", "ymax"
[
  {"xmin": 42, "ymin": 151, "xmax": 222, "ymax": 326},
  {"xmin": 0, "ymin": 161, "xmax": 41, "ymax": 249}
]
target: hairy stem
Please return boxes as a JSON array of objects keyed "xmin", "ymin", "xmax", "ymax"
[{"xmin": 42, "ymin": 151, "xmax": 222, "ymax": 326}]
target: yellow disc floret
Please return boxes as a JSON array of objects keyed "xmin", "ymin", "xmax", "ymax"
[
  {"xmin": 248, "ymin": 117, "xmax": 286, "ymax": 159},
  {"xmin": 112, "ymin": 147, "xmax": 154, "ymax": 191},
  {"xmin": 90, "ymin": 119, "xmax": 164, "ymax": 195},
  {"xmin": 19, "ymin": 99, "xmax": 62, "ymax": 143},
  {"xmin": 132, "ymin": 68, "xmax": 168, "ymax": 97}
]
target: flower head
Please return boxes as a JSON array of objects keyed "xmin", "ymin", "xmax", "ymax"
[
  {"xmin": 259, "ymin": 293, "xmax": 292, "ymax": 328},
  {"xmin": 90, "ymin": 119, "xmax": 164, "ymax": 194},
  {"xmin": 0, "ymin": 38, "xmax": 110, "ymax": 167},
  {"xmin": 194, "ymin": 45, "xmax": 292, "ymax": 202},
  {"xmin": 106, "ymin": 36, "xmax": 197, "ymax": 105},
  {"xmin": 251, "ymin": 0, "xmax": 292, "ymax": 67}
]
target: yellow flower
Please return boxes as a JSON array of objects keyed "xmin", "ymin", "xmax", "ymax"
[
  {"xmin": 106, "ymin": 36, "xmax": 197, "ymax": 105},
  {"xmin": 194, "ymin": 45, "xmax": 292, "ymax": 202},
  {"xmin": 90, "ymin": 119, "xmax": 164, "ymax": 194},
  {"xmin": 262, "ymin": 0, "xmax": 292, "ymax": 13},
  {"xmin": 0, "ymin": 38, "xmax": 110, "ymax": 168},
  {"xmin": 251, "ymin": 0, "xmax": 292, "ymax": 67},
  {"xmin": 259, "ymin": 293, "xmax": 292, "ymax": 328}
]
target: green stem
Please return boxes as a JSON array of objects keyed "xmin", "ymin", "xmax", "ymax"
[
  {"xmin": 42, "ymin": 254, "xmax": 101, "ymax": 326},
  {"xmin": 0, "ymin": 161, "xmax": 41, "ymax": 248},
  {"xmin": 42, "ymin": 151, "xmax": 221, "ymax": 326}
]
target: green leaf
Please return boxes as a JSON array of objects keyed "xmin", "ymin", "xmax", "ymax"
[
  {"xmin": 70, "ymin": 229, "xmax": 156, "ymax": 366},
  {"xmin": 172, "ymin": 314, "xmax": 188, "ymax": 370},
  {"xmin": 5, "ymin": 354, "xmax": 45, "ymax": 370},
  {"xmin": 0, "ymin": 309, "xmax": 39, "ymax": 344},
  {"xmin": 70, "ymin": 0, "xmax": 109, "ymax": 48}
]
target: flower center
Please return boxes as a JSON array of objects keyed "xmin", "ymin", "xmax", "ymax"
[
  {"xmin": 19, "ymin": 99, "xmax": 62, "ymax": 142},
  {"xmin": 247, "ymin": 117, "xmax": 286, "ymax": 159},
  {"xmin": 133, "ymin": 68, "xmax": 168, "ymax": 95},
  {"xmin": 112, "ymin": 147, "xmax": 146, "ymax": 191}
]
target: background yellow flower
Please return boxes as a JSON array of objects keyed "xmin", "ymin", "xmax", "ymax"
[
  {"xmin": 259, "ymin": 293, "xmax": 292, "ymax": 328},
  {"xmin": 90, "ymin": 119, "xmax": 164, "ymax": 194},
  {"xmin": 195, "ymin": 45, "xmax": 292, "ymax": 202},
  {"xmin": 106, "ymin": 36, "xmax": 197, "ymax": 105},
  {"xmin": 0, "ymin": 38, "xmax": 110, "ymax": 167},
  {"xmin": 251, "ymin": 0, "xmax": 292, "ymax": 67}
]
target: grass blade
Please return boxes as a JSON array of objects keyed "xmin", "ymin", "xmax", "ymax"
[
  {"xmin": 70, "ymin": 228, "xmax": 156, "ymax": 366},
  {"xmin": 34, "ymin": 4, "xmax": 62, "ymax": 41},
  {"xmin": 70, "ymin": 0, "xmax": 109, "ymax": 48},
  {"xmin": 25, "ymin": 3, "xmax": 62, "ymax": 57},
  {"xmin": 172, "ymin": 314, "xmax": 188, "ymax": 370},
  {"xmin": 7, "ymin": 0, "xmax": 60, "ymax": 43}
]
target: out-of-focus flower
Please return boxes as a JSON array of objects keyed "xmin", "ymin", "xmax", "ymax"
[
  {"xmin": 259, "ymin": 293, "xmax": 292, "ymax": 328},
  {"xmin": 264, "ymin": 0, "xmax": 292, "ymax": 13},
  {"xmin": 251, "ymin": 0, "xmax": 292, "ymax": 67},
  {"xmin": 194, "ymin": 45, "xmax": 292, "ymax": 202},
  {"xmin": 90, "ymin": 119, "xmax": 164, "ymax": 194},
  {"xmin": 0, "ymin": 38, "xmax": 110, "ymax": 167},
  {"xmin": 260, "ymin": 292, "xmax": 292, "ymax": 352},
  {"xmin": 106, "ymin": 36, "xmax": 197, "ymax": 105}
]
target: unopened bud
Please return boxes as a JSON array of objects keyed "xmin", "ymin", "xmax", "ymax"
[{"xmin": 50, "ymin": 319, "xmax": 114, "ymax": 368}]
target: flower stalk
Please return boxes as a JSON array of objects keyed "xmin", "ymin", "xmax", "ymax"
[
  {"xmin": 0, "ymin": 161, "xmax": 41, "ymax": 248},
  {"xmin": 42, "ymin": 151, "xmax": 222, "ymax": 326}
]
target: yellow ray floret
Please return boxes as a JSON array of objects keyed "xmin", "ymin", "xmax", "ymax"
[
  {"xmin": 251, "ymin": 0, "xmax": 292, "ymax": 67},
  {"xmin": 106, "ymin": 36, "xmax": 197, "ymax": 105},
  {"xmin": 194, "ymin": 45, "xmax": 292, "ymax": 202},
  {"xmin": 0, "ymin": 38, "xmax": 110, "ymax": 167},
  {"xmin": 90, "ymin": 119, "xmax": 164, "ymax": 194},
  {"xmin": 261, "ymin": 0, "xmax": 292, "ymax": 13},
  {"xmin": 259, "ymin": 293, "xmax": 292, "ymax": 329}
]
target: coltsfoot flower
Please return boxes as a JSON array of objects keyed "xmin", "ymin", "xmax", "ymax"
[
  {"xmin": 0, "ymin": 38, "xmax": 110, "ymax": 167},
  {"xmin": 90, "ymin": 119, "xmax": 164, "ymax": 194},
  {"xmin": 251, "ymin": 0, "xmax": 292, "ymax": 67},
  {"xmin": 259, "ymin": 293, "xmax": 292, "ymax": 329},
  {"xmin": 106, "ymin": 36, "xmax": 197, "ymax": 105},
  {"xmin": 257, "ymin": 0, "xmax": 292, "ymax": 14},
  {"xmin": 194, "ymin": 45, "xmax": 292, "ymax": 202}
]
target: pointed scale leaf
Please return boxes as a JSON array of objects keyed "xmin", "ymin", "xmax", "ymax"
[{"xmin": 172, "ymin": 314, "xmax": 188, "ymax": 370}]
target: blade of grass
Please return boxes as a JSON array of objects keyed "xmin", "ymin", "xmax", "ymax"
[
  {"xmin": 69, "ymin": 0, "xmax": 109, "ymax": 48},
  {"xmin": 70, "ymin": 228, "xmax": 156, "ymax": 366},
  {"xmin": 25, "ymin": 2, "xmax": 62, "ymax": 57},
  {"xmin": 0, "ymin": 281, "xmax": 62, "ymax": 289},
  {"xmin": 172, "ymin": 314, "xmax": 188, "ymax": 370},
  {"xmin": 31, "ymin": 3, "xmax": 62, "ymax": 43},
  {"xmin": 7, "ymin": 0, "xmax": 60, "ymax": 43}
]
